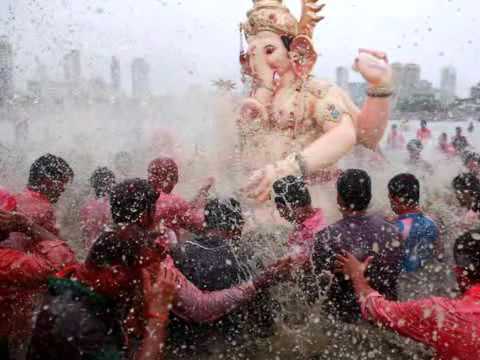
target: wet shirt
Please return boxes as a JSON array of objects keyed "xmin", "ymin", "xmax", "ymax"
[
  {"xmin": 361, "ymin": 285, "xmax": 480, "ymax": 360},
  {"xmin": 80, "ymin": 196, "xmax": 112, "ymax": 250},
  {"xmin": 311, "ymin": 214, "xmax": 404, "ymax": 322},
  {"xmin": 288, "ymin": 208, "xmax": 327, "ymax": 260},
  {"xmin": 154, "ymin": 192, "xmax": 204, "ymax": 237},
  {"xmin": 0, "ymin": 239, "xmax": 76, "ymax": 339},
  {"xmin": 4, "ymin": 189, "xmax": 58, "ymax": 251},
  {"xmin": 417, "ymin": 128, "xmax": 432, "ymax": 143},
  {"xmin": 0, "ymin": 187, "xmax": 16, "ymax": 211},
  {"xmin": 394, "ymin": 212, "xmax": 439, "ymax": 272},
  {"xmin": 387, "ymin": 131, "xmax": 406, "ymax": 150}
]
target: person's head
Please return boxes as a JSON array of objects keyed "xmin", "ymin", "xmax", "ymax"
[
  {"xmin": 109, "ymin": 178, "xmax": 159, "ymax": 228},
  {"xmin": 454, "ymin": 229, "xmax": 480, "ymax": 292},
  {"xmin": 463, "ymin": 152, "xmax": 480, "ymax": 175},
  {"xmin": 114, "ymin": 151, "xmax": 133, "ymax": 176},
  {"xmin": 28, "ymin": 154, "xmax": 74, "ymax": 203},
  {"xmin": 439, "ymin": 132, "xmax": 448, "ymax": 142},
  {"xmin": 391, "ymin": 124, "xmax": 398, "ymax": 131},
  {"xmin": 336, "ymin": 169, "xmax": 371, "ymax": 214},
  {"xmin": 89, "ymin": 167, "xmax": 116, "ymax": 199},
  {"xmin": 452, "ymin": 173, "xmax": 480, "ymax": 212},
  {"xmin": 456, "ymin": 126, "xmax": 462, "ymax": 136},
  {"xmin": 420, "ymin": 120, "xmax": 427, "ymax": 129},
  {"xmin": 147, "ymin": 157, "xmax": 179, "ymax": 194},
  {"xmin": 388, "ymin": 173, "xmax": 420, "ymax": 214},
  {"xmin": 407, "ymin": 139, "xmax": 423, "ymax": 159},
  {"xmin": 204, "ymin": 198, "xmax": 244, "ymax": 238},
  {"xmin": 272, "ymin": 176, "xmax": 312, "ymax": 223}
]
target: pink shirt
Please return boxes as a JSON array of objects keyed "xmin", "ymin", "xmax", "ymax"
[
  {"xmin": 80, "ymin": 197, "xmax": 112, "ymax": 250},
  {"xmin": 288, "ymin": 208, "xmax": 326, "ymax": 259},
  {"xmin": 154, "ymin": 192, "xmax": 204, "ymax": 236},
  {"xmin": 4, "ymin": 189, "xmax": 58, "ymax": 251},
  {"xmin": 387, "ymin": 131, "xmax": 406, "ymax": 150},
  {"xmin": 163, "ymin": 255, "xmax": 256, "ymax": 323},
  {"xmin": 361, "ymin": 285, "xmax": 480, "ymax": 360}
]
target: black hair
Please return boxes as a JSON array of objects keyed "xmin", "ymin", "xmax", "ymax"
[
  {"xmin": 388, "ymin": 173, "xmax": 420, "ymax": 206},
  {"xmin": 452, "ymin": 173, "xmax": 480, "ymax": 212},
  {"xmin": 272, "ymin": 176, "xmax": 311, "ymax": 208},
  {"xmin": 336, "ymin": 169, "xmax": 371, "ymax": 212},
  {"xmin": 28, "ymin": 154, "xmax": 74, "ymax": 188},
  {"xmin": 454, "ymin": 229, "xmax": 480, "ymax": 282},
  {"xmin": 464, "ymin": 152, "xmax": 480, "ymax": 166},
  {"xmin": 86, "ymin": 225, "xmax": 152, "ymax": 268},
  {"xmin": 204, "ymin": 198, "xmax": 244, "ymax": 234},
  {"xmin": 109, "ymin": 178, "xmax": 159, "ymax": 225},
  {"xmin": 421, "ymin": 120, "xmax": 427, "ymax": 127},
  {"xmin": 407, "ymin": 139, "xmax": 423, "ymax": 152},
  {"xmin": 281, "ymin": 35, "xmax": 294, "ymax": 51},
  {"xmin": 90, "ymin": 167, "xmax": 116, "ymax": 199}
]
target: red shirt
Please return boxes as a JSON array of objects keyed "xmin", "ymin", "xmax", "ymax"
[
  {"xmin": 0, "ymin": 187, "xmax": 16, "ymax": 211},
  {"xmin": 288, "ymin": 208, "xmax": 326, "ymax": 260},
  {"xmin": 387, "ymin": 131, "xmax": 406, "ymax": 150},
  {"xmin": 80, "ymin": 196, "xmax": 112, "ymax": 250},
  {"xmin": 417, "ymin": 128, "xmax": 432, "ymax": 143},
  {"xmin": 154, "ymin": 192, "xmax": 204, "ymax": 237},
  {"xmin": 361, "ymin": 285, "xmax": 480, "ymax": 360},
  {"xmin": 4, "ymin": 189, "xmax": 58, "ymax": 251},
  {"xmin": 0, "ymin": 239, "xmax": 76, "ymax": 338}
]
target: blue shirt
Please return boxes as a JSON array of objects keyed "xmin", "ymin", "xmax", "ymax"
[{"xmin": 395, "ymin": 212, "xmax": 439, "ymax": 272}]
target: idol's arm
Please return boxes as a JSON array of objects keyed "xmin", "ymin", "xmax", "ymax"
[{"xmin": 356, "ymin": 94, "xmax": 391, "ymax": 150}]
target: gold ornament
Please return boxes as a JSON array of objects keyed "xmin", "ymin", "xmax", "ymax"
[{"xmin": 242, "ymin": 0, "xmax": 325, "ymax": 39}]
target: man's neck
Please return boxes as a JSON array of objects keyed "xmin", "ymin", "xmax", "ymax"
[
  {"xmin": 295, "ymin": 207, "xmax": 315, "ymax": 225},
  {"xmin": 342, "ymin": 210, "xmax": 367, "ymax": 218}
]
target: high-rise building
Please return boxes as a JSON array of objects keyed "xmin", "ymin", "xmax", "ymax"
[
  {"xmin": 440, "ymin": 66, "xmax": 457, "ymax": 105},
  {"xmin": 0, "ymin": 36, "xmax": 14, "ymax": 103},
  {"xmin": 111, "ymin": 56, "xmax": 121, "ymax": 91},
  {"xmin": 131, "ymin": 58, "xmax": 150, "ymax": 98},
  {"xmin": 471, "ymin": 82, "xmax": 480, "ymax": 100},
  {"xmin": 403, "ymin": 63, "xmax": 421, "ymax": 93},
  {"xmin": 63, "ymin": 49, "xmax": 82, "ymax": 83},
  {"xmin": 335, "ymin": 66, "xmax": 349, "ymax": 90}
]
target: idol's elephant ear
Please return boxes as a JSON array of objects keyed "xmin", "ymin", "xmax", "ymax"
[
  {"xmin": 289, "ymin": 35, "xmax": 317, "ymax": 80},
  {"xmin": 240, "ymin": 52, "xmax": 254, "ymax": 77}
]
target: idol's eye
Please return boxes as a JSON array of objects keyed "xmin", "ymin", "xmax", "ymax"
[{"xmin": 265, "ymin": 45, "xmax": 276, "ymax": 55}]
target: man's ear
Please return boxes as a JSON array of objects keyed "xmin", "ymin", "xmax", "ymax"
[{"xmin": 289, "ymin": 35, "xmax": 317, "ymax": 79}]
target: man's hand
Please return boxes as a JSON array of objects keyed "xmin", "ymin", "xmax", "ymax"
[
  {"xmin": 0, "ymin": 210, "xmax": 32, "ymax": 234},
  {"xmin": 253, "ymin": 256, "xmax": 295, "ymax": 290},
  {"xmin": 335, "ymin": 252, "xmax": 373, "ymax": 282}
]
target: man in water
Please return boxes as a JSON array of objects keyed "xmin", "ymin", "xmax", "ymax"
[
  {"xmin": 80, "ymin": 167, "xmax": 116, "ymax": 250},
  {"xmin": 2, "ymin": 154, "xmax": 74, "ymax": 250},
  {"xmin": 438, "ymin": 132, "xmax": 455, "ymax": 157},
  {"xmin": 307, "ymin": 169, "xmax": 404, "ymax": 322},
  {"xmin": 170, "ymin": 198, "xmax": 275, "ymax": 357},
  {"xmin": 452, "ymin": 173, "xmax": 480, "ymax": 231},
  {"xmin": 148, "ymin": 157, "xmax": 213, "ymax": 240},
  {"xmin": 388, "ymin": 173, "xmax": 440, "ymax": 272},
  {"xmin": 272, "ymin": 176, "xmax": 326, "ymax": 261},
  {"xmin": 386, "ymin": 124, "xmax": 405, "ymax": 150},
  {"xmin": 463, "ymin": 152, "xmax": 480, "ymax": 179},
  {"xmin": 337, "ymin": 228, "xmax": 480, "ymax": 360},
  {"xmin": 416, "ymin": 120, "xmax": 432, "ymax": 144},
  {"xmin": 452, "ymin": 126, "xmax": 469, "ymax": 154},
  {"xmin": 406, "ymin": 139, "xmax": 434, "ymax": 175}
]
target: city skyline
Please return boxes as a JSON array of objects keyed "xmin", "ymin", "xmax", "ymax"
[{"xmin": 0, "ymin": 1, "xmax": 479, "ymax": 97}]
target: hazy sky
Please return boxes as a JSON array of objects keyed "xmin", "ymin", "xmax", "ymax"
[{"xmin": 1, "ymin": 0, "xmax": 479, "ymax": 96}]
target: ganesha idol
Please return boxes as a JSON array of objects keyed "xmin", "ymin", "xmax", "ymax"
[{"xmin": 239, "ymin": 0, "xmax": 393, "ymax": 202}]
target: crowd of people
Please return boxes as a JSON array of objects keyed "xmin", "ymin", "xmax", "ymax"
[{"xmin": 0, "ymin": 120, "xmax": 480, "ymax": 359}]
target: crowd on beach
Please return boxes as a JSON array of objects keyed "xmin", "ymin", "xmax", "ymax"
[{"xmin": 0, "ymin": 119, "xmax": 480, "ymax": 360}]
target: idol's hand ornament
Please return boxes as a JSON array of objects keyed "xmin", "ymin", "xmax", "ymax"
[
  {"xmin": 244, "ymin": 154, "xmax": 304, "ymax": 203},
  {"xmin": 353, "ymin": 49, "xmax": 393, "ymax": 96}
]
